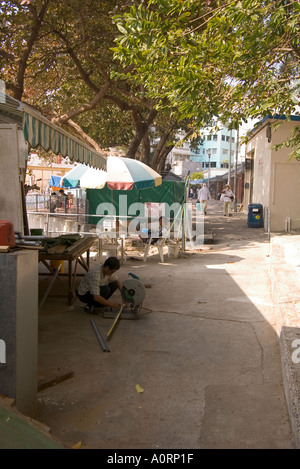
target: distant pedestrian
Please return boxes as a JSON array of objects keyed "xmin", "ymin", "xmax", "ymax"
[
  {"xmin": 221, "ymin": 184, "xmax": 235, "ymax": 217},
  {"xmin": 58, "ymin": 189, "xmax": 69, "ymax": 209},
  {"xmin": 49, "ymin": 192, "xmax": 58, "ymax": 213},
  {"xmin": 197, "ymin": 183, "xmax": 211, "ymax": 215}
]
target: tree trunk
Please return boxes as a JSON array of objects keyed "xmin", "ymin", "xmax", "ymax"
[
  {"xmin": 157, "ymin": 144, "xmax": 175, "ymax": 173},
  {"xmin": 125, "ymin": 123, "xmax": 148, "ymax": 158},
  {"xmin": 140, "ymin": 131, "xmax": 151, "ymax": 165},
  {"xmin": 151, "ymin": 131, "xmax": 172, "ymax": 171},
  {"xmin": 126, "ymin": 108, "xmax": 157, "ymax": 159}
]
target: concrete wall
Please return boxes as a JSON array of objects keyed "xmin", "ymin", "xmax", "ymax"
[
  {"xmin": 0, "ymin": 250, "xmax": 38, "ymax": 417},
  {"xmin": 269, "ymin": 121, "xmax": 300, "ymax": 231},
  {"xmin": 245, "ymin": 119, "xmax": 300, "ymax": 232},
  {"xmin": 0, "ymin": 124, "xmax": 27, "ymax": 234},
  {"xmin": 245, "ymin": 123, "xmax": 272, "ymax": 224}
]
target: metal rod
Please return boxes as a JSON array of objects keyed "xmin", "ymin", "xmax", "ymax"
[
  {"xmin": 106, "ymin": 306, "xmax": 123, "ymax": 340},
  {"xmin": 90, "ymin": 319, "xmax": 110, "ymax": 352},
  {"xmin": 16, "ymin": 235, "xmax": 46, "ymax": 240},
  {"xmin": 39, "ymin": 265, "xmax": 61, "ymax": 310}
]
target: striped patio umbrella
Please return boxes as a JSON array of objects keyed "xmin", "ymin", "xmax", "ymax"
[
  {"xmin": 107, "ymin": 156, "xmax": 162, "ymax": 190},
  {"xmin": 61, "ymin": 164, "xmax": 107, "ymax": 189},
  {"xmin": 61, "ymin": 164, "xmax": 88, "ymax": 188}
]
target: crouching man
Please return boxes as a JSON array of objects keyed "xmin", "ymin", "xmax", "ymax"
[{"xmin": 77, "ymin": 256, "xmax": 122, "ymax": 314}]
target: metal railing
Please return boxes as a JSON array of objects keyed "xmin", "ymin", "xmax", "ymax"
[
  {"xmin": 26, "ymin": 194, "xmax": 88, "ymax": 224},
  {"xmin": 26, "ymin": 195, "xmax": 187, "ymax": 241}
]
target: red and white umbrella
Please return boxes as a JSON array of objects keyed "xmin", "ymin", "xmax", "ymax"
[{"xmin": 107, "ymin": 156, "xmax": 162, "ymax": 190}]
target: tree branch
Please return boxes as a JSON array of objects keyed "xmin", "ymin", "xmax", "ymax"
[
  {"xmin": 51, "ymin": 29, "xmax": 101, "ymax": 94},
  {"xmin": 51, "ymin": 83, "xmax": 110, "ymax": 124},
  {"xmin": 64, "ymin": 119, "xmax": 108, "ymax": 155},
  {"xmin": 14, "ymin": 0, "xmax": 51, "ymax": 100}
]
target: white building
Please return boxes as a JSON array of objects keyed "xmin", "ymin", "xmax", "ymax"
[
  {"xmin": 190, "ymin": 124, "xmax": 238, "ymax": 170},
  {"xmin": 167, "ymin": 123, "xmax": 240, "ymax": 177},
  {"xmin": 245, "ymin": 115, "xmax": 300, "ymax": 232}
]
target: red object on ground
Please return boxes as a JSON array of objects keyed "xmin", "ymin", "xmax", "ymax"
[{"xmin": 0, "ymin": 221, "xmax": 16, "ymax": 248}]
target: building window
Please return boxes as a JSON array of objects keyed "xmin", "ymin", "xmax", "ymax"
[
  {"xmin": 207, "ymin": 135, "xmax": 212, "ymax": 141},
  {"xmin": 222, "ymin": 149, "xmax": 228, "ymax": 155},
  {"xmin": 213, "ymin": 135, "xmax": 218, "ymax": 141},
  {"xmin": 212, "ymin": 148, "xmax": 217, "ymax": 154},
  {"xmin": 222, "ymin": 135, "xmax": 225, "ymax": 141}
]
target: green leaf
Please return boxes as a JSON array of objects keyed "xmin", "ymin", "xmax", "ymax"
[{"xmin": 116, "ymin": 24, "xmax": 127, "ymax": 35}]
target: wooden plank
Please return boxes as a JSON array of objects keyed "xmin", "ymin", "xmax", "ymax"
[
  {"xmin": 39, "ymin": 237, "xmax": 95, "ymax": 261},
  {"xmin": 15, "ymin": 244, "xmax": 44, "ymax": 250},
  {"xmin": 46, "ymin": 244, "xmax": 68, "ymax": 254},
  {"xmin": 65, "ymin": 236, "xmax": 95, "ymax": 255},
  {"xmin": 0, "ymin": 245, "xmax": 10, "ymax": 252},
  {"xmin": 63, "ymin": 238, "xmax": 84, "ymax": 253},
  {"xmin": 38, "ymin": 371, "xmax": 75, "ymax": 392}
]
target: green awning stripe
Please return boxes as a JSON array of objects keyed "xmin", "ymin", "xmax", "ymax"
[{"xmin": 23, "ymin": 111, "xmax": 106, "ymax": 170}]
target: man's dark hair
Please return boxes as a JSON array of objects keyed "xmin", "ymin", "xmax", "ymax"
[{"xmin": 104, "ymin": 256, "xmax": 120, "ymax": 270}]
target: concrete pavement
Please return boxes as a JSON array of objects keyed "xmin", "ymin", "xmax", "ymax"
[
  {"xmin": 269, "ymin": 231, "xmax": 300, "ymax": 449},
  {"xmin": 33, "ymin": 200, "xmax": 297, "ymax": 449}
]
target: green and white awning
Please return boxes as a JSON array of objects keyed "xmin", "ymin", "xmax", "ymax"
[
  {"xmin": 0, "ymin": 92, "xmax": 107, "ymax": 170},
  {"xmin": 23, "ymin": 109, "xmax": 106, "ymax": 170}
]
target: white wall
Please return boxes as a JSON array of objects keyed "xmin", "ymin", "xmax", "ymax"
[
  {"xmin": 246, "ymin": 119, "xmax": 300, "ymax": 232},
  {"xmin": 246, "ymin": 123, "xmax": 272, "ymax": 213},
  {"xmin": 0, "ymin": 124, "xmax": 27, "ymax": 233},
  {"xmin": 270, "ymin": 120, "xmax": 300, "ymax": 231}
]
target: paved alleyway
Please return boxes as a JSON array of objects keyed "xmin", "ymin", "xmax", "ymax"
[{"xmin": 36, "ymin": 200, "xmax": 295, "ymax": 449}]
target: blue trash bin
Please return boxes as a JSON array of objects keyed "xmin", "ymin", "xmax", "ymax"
[{"xmin": 248, "ymin": 203, "xmax": 264, "ymax": 228}]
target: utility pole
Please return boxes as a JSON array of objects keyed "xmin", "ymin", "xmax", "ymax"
[
  {"xmin": 228, "ymin": 128, "xmax": 232, "ymax": 185},
  {"xmin": 207, "ymin": 150, "xmax": 211, "ymax": 192},
  {"xmin": 234, "ymin": 127, "xmax": 239, "ymax": 212}
]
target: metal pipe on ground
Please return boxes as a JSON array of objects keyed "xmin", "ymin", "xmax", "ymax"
[{"xmin": 90, "ymin": 319, "xmax": 110, "ymax": 352}]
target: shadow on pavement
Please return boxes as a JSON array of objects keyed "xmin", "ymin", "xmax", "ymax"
[{"xmin": 34, "ymin": 202, "xmax": 295, "ymax": 449}]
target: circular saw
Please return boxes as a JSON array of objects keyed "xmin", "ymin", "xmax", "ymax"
[{"xmin": 121, "ymin": 277, "xmax": 146, "ymax": 318}]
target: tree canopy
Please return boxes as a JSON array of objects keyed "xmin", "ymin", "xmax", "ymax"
[
  {"xmin": 190, "ymin": 172, "xmax": 204, "ymax": 180},
  {"xmin": 0, "ymin": 0, "xmax": 192, "ymax": 169},
  {"xmin": 0, "ymin": 0, "xmax": 299, "ymax": 164},
  {"xmin": 113, "ymin": 0, "xmax": 300, "ymax": 156}
]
